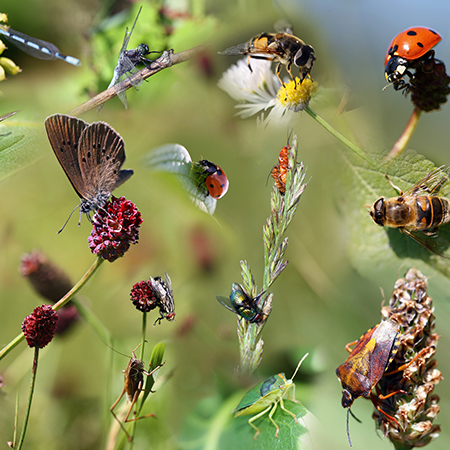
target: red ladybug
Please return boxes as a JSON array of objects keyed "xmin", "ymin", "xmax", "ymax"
[
  {"xmin": 197, "ymin": 160, "xmax": 229, "ymax": 199},
  {"xmin": 385, "ymin": 27, "xmax": 442, "ymax": 90}
]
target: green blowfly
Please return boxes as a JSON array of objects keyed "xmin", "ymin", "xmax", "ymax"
[{"xmin": 233, "ymin": 353, "xmax": 308, "ymax": 439}]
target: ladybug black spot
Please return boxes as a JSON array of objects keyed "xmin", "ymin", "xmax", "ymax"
[
  {"xmin": 417, "ymin": 42, "xmax": 424, "ymax": 48},
  {"xmin": 407, "ymin": 30, "xmax": 418, "ymax": 36}
]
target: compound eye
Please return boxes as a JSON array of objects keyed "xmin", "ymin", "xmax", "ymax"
[
  {"xmin": 294, "ymin": 45, "xmax": 315, "ymax": 69},
  {"xmin": 371, "ymin": 198, "xmax": 386, "ymax": 226}
]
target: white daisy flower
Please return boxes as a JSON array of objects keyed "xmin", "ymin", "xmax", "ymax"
[{"xmin": 218, "ymin": 57, "xmax": 318, "ymax": 125}]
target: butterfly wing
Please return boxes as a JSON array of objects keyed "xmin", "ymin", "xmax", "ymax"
[
  {"xmin": 45, "ymin": 114, "xmax": 89, "ymax": 199},
  {"xmin": 77, "ymin": 121, "xmax": 132, "ymax": 209}
]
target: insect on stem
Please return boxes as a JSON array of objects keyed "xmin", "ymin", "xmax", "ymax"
[{"xmin": 110, "ymin": 344, "xmax": 164, "ymax": 441}]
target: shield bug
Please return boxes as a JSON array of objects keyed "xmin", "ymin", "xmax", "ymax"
[
  {"xmin": 234, "ymin": 353, "xmax": 308, "ymax": 439},
  {"xmin": 110, "ymin": 343, "xmax": 164, "ymax": 441},
  {"xmin": 336, "ymin": 319, "xmax": 400, "ymax": 446},
  {"xmin": 216, "ymin": 283, "xmax": 265, "ymax": 323},
  {"xmin": 336, "ymin": 318, "xmax": 429, "ymax": 446}
]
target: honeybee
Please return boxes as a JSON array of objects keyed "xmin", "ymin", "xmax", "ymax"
[
  {"xmin": 369, "ymin": 165, "xmax": 450, "ymax": 256},
  {"xmin": 219, "ymin": 28, "xmax": 315, "ymax": 86}
]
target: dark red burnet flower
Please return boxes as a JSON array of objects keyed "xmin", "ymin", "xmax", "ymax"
[
  {"xmin": 130, "ymin": 273, "xmax": 175, "ymax": 324},
  {"xmin": 22, "ymin": 305, "xmax": 58, "ymax": 348},
  {"xmin": 88, "ymin": 196, "xmax": 142, "ymax": 262},
  {"xmin": 130, "ymin": 280, "xmax": 159, "ymax": 313},
  {"xmin": 20, "ymin": 251, "xmax": 79, "ymax": 335},
  {"xmin": 410, "ymin": 58, "xmax": 450, "ymax": 111},
  {"xmin": 20, "ymin": 251, "xmax": 72, "ymax": 302}
]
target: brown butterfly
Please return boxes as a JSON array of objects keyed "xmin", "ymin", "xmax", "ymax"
[{"xmin": 45, "ymin": 114, "xmax": 133, "ymax": 230}]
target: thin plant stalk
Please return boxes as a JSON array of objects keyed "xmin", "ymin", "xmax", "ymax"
[
  {"xmin": 14, "ymin": 347, "xmax": 39, "ymax": 450},
  {"xmin": 305, "ymin": 106, "xmax": 370, "ymax": 162},
  {"xmin": 237, "ymin": 135, "xmax": 307, "ymax": 374},
  {"xmin": 0, "ymin": 257, "xmax": 104, "ymax": 361},
  {"xmin": 384, "ymin": 106, "xmax": 422, "ymax": 160}
]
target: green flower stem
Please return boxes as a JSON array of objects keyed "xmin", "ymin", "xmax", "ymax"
[
  {"xmin": 140, "ymin": 312, "xmax": 148, "ymax": 360},
  {"xmin": 305, "ymin": 106, "xmax": 370, "ymax": 162},
  {"xmin": 0, "ymin": 257, "xmax": 104, "ymax": 361},
  {"xmin": 384, "ymin": 106, "xmax": 422, "ymax": 160},
  {"xmin": 15, "ymin": 347, "xmax": 39, "ymax": 450},
  {"xmin": 130, "ymin": 312, "xmax": 149, "ymax": 442}
]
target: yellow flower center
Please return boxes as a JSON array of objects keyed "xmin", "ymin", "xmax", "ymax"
[{"xmin": 277, "ymin": 76, "xmax": 318, "ymax": 109}]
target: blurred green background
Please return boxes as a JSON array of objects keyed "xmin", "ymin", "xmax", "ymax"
[{"xmin": 1, "ymin": 0, "xmax": 450, "ymax": 448}]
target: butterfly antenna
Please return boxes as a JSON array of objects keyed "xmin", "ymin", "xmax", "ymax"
[{"xmin": 58, "ymin": 204, "xmax": 81, "ymax": 234}]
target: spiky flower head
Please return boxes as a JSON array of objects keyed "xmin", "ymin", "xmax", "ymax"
[
  {"xmin": 130, "ymin": 280, "xmax": 159, "ymax": 313},
  {"xmin": 410, "ymin": 58, "xmax": 450, "ymax": 112},
  {"xmin": 88, "ymin": 196, "xmax": 142, "ymax": 262},
  {"xmin": 20, "ymin": 251, "xmax": 72, "ymax": 302},
  {"xmin": 22, "ymin": 305, "xmax": 58, "ymax": 348}
]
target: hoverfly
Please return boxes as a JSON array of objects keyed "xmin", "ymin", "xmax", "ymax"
[
  {"xmin": 369, "ymin": 165, "xmax": 450, "ymax": 257},
  {"xmin": 219, "ymin": 25, "xmax": 315, "ymax": 86}
]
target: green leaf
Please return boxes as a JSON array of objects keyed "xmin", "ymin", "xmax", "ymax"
[
  {"xmin": 0, "ymin": 116, "xmax": 43, "ymax": 181},
  {"xmin": 145, "ymin": 143, "xmax": 217, "ymax": 214},
  {"xmin": 139, "ymin": 342, "xmax": 166, "ymax": 407},
  {"xmin": 180, "ymin": 394, "xmax": 316, "ymax": 450},
  {"xmin": 339, "ymin": 148, "xmax": 450, "ymax": 279}
]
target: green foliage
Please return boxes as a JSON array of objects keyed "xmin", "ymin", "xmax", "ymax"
[
  {"xmin": 0, "ymin": 116, "xmax": 42, "ymax": 181},
  {"xmin": 181, "ymin": 394, "xmax": 314, "ymax": 450},
  {"xmin": 145, "ymin": 143, "xmax": 217, "ymax": 214},
  {"xmin": 140, "ymin": 342, "xmax": 166, "ymax": 407},
  {"xmin": 339, "ymin": 148, "xmax": 450, "ymax": 279}
]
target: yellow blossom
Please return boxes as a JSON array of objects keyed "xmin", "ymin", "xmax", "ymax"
[{"xmin": 277, "ymin": 76, "xmax": 318, "ymax": 111}]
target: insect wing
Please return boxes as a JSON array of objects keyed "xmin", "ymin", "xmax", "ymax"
[
  {"xmin": 274, "ymin": 19, "xmax": 294, "ymax": 34},
  {"xmin": 45, "ymin": 114, "xmax": 89, "ymax": 199},
  {"xmin": 160, "ymin": 272, "xmax": 175, "ymax": 318},
  {"xmin": 218, "ymin": 42, "xmax": 252, "ymax": 56},
  {"xmin": 365, "ymin": 320, "xmax": 400, "ymax": 381},
  {"xmin": 77, "ymin": 121, "xmax": 129, "ymax": 199},
  {"xmin": 0, "ymin": 25, "xmax": 80, "ymax": 65},
  {"xmin": 404, "ymin": 228, "xmax": 450, "ymax": 258},
  {"xmin": 119, "ymin": 7, "xmax": 142, "ymax": 56},
  {"xmin": 233, "ymin": 378, "xmax": 270, "ymax": 415},
  {"xmin": 216, "ymin": 295, "xmax": 236, "ymax": 313},
  {"xmin": 402, "ymin": 165, "xmax": 450, "ymax": 198}
]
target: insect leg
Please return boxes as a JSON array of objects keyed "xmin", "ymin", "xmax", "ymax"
[
  {"xmin": 248, "ymin": 404, "xmax": 272, "ymax": 439},
  {"xmin": 384, "ymin": 174, "xmax": 404, "ymax": 195},
  {"xmin": 246, "ymin": 54, "xmax": 253, "ymax": 73},
  {"xmin": 286, "ymin": 61, "xmax": 297, "ymax": 87},
  {"xmin": 110, "ymin": 387, "xmax": 134, "ymax": 441},
  {"xmin": 267, "ymin": 401, "xmax": 281, "ymax": 437},
  {"xmin": 279, "ymin": 398, "xmax": 298, "ymax": 423},
  {"xmin": 274, "ymin": 62, "xmax": 285, "ymax": 87},
  {"xmin": 345, "ymin": 339, "xmax": 359, "ymax": 353},
  {"xmin": 384, "ymin": 347, "xmax": 432, "ymax": 375}
]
